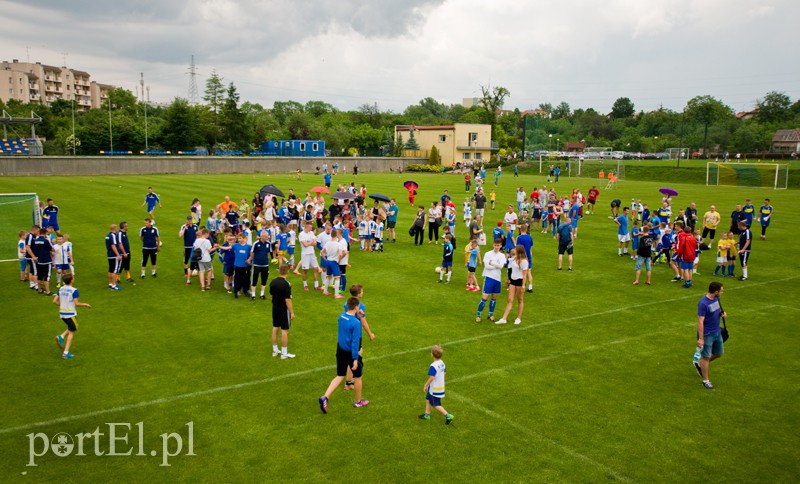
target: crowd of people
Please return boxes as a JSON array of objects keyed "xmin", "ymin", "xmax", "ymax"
[{"xmin": 17, "ymin": 165, "xmax": 776, "ymax": 397}]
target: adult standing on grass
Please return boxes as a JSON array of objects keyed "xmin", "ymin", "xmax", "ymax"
[
  {"xmin": 411, "ymin": 205, "xmax": 426, "ymax": 245},
  {"xmin": 516, "ymin": 224, "xmax": 533, "ymax": 292},
  {"xmin": 428, "ymin": 201, "xmax": 442, "ymax": 244},
  {"xmin": 319, "ymin": 297, "xmax": 367, "ymax": 413},
  {"xmin": 33, "ymin": 227, "xmax": 55, "ymax": 295},
  {"xmin": 24, "ymin": 224, "xmax": 40, "ymax": 290},
  {"xmin": 557, "ymin": 215, "xmax": 574, "ymax": 271},
  {"xmin": 53, "ymin": 273, "xmax": 90, "ymax": 360},
  {"xmin": 139, "ymin": 218, "xmax": 160, "ymax": 278},
  {"xmin": 105, "ymin": 224, "xmax": 123, "ymax": 291},
  {"xmin": 142, "ymin": 187, "xmax": 162, "ymax": 220},
  {"xmin": 41, "ymin": 198, "xmax": 60, "ymax": 233},
  {"xmin": 694, "ymin": 281, "xmax": 726, "ymax": 390},
  {"xmin": 702, "ymin": 204, "xmax": 721, "ymax": 241},
  {"xmin": 118, "ymin": 221, "xmax": 132, "ymax": 283},
  {"xmin": 386, "ymin": 199, "xmax": 398, "ymax": 243},
  {"xmin": 474, "ymin": 188, "xmax": 487, "ymax": 226},
  {"xmin": 475, "ymin": 239, "xmax": 507, "ymax": 323},
  {"xmin": 249, "ymin": 229, "xmax": 272, "ymax": 300},
  {"xmin": 179, "ymin": 216, "xmax": 199, "ymax": 285},
  {"xmin": 496, "ymin": 245, "xmax": 528, "ymax": 325},
  {"xmin": 685, "ymin": 202, "xmax": 698, "ymax": 231},
  {"xmin": 270, "ymin": 265, "xmax": 295, "ymax": 359},
  {"xmin": 737, "ymin": 221, "xmax": 752, "ymax": 281},
  {"xmin": 729, "ymin": 204, "xmax": 745, "ymax": 235}
]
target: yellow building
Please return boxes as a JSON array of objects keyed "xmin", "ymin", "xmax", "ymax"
[{"xmin": 395, "ymin": 123, "xmax": 496, "ymax": 167}]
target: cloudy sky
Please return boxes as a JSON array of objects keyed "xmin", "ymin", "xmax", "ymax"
[{"xmin": 3, "ymin": 0, "xmax": 798, "ymax": 114}]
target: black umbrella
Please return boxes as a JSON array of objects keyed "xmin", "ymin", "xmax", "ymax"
[
  {"xmin": 332, "ymin": 191, "xmax": 356, "ymax": 200},
  {"xmin": 369, "ymin": 193, "xmax": 391, "ymax": 203},
  {"xmin": 260, "ymin": 184, "xmax": 285, "ymax": 199}
]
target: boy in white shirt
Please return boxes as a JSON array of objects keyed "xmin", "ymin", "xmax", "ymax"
[{"xmin": 419, "ymin": 345, "xmax": 454, "ymax": 424}]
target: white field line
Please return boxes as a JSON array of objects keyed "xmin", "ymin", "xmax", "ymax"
[
  {"xmin": 1, "ymin": 276, "xmax": 794, "ymax": 435},
  {"xmin": 448, "ymin": 390, "xmax": 634, "ymax": 483}
]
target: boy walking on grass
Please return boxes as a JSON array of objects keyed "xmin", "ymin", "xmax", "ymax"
[
  {"xmin": 419, "ymin": 345, "xmax": 454, "ymax": 424},
  {"xmin": 53, "ymin": 273, "xmax": 91, "ymax": 359}
]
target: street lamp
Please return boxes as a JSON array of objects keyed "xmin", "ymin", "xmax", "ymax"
[{"xmin": 548, "ymin": 133, "xmax": 553, "ymax": 152}]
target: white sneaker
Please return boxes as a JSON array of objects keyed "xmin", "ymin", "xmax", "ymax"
[
  {"xmin": 495, "ymin": 318, "xmax": 507, "ymax": 325},
  {"xmin": 272, "ymin": 349, "xmax": 280, "ymax": 357},
  {"xmin": 513, "ymin": 318, "xmax": 522, "ymax": 325},
  {"xmin": 281, "ymin": 352, "xmax": 296, "ymax": 359}
]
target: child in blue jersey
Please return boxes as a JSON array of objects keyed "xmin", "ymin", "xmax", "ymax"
[
  {"xmin": 465, "ymin": 238, "xmax": 481, "ymax": 291},
  {"xmin": 53, "ymin": 273, "xmax": 91, "ymax": 359},
  {"xmin": 276, "ymin": 224, "xmax": 289, "ymax": 266},
  {"xmin": 218, "ymin": 233, "xmax": 237, "ymax": 293},
  {"xmin": 503, "ymin": 224, "xmax": 515, "ymax": 254},
  {"xmin": 439, "ymin": 234, "xmax": 454, "ymax": 284},
  {"xmin": 357, "ymin": 216, "xmax": 368, "ymax": 251},
  {"xmin": 419, "ymin": 345, "xmax": 454, "ymax": 424}
]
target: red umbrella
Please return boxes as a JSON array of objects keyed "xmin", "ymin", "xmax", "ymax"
[
  {"xmin": 310, "ymin": 186, "xmax": 330, "ymax": 194},
  {"xmin": 404, "ymin": 180, "xmax": 418, "ymax": 190}
]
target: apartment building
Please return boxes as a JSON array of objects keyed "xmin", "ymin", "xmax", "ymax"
[{"xmin": 0, "ymin": 59, "xmax": 114, "ymax": 111}]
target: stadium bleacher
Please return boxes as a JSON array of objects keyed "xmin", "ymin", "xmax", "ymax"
[{"xmin": 0, "ymin": 138, "xmax": 30, "ymax": 155}]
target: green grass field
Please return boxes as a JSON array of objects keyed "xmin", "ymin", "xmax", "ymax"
[{"xmin": 1, "ymin": 170, "xmax": 798, "ymax": 482}]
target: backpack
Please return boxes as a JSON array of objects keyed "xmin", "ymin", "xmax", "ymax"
[{"xmin": 191, "ymin": 247, "xmax": 202, "ymax": 261}]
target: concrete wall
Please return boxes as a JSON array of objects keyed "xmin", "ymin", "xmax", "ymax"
[{"xmin": 0, "ymin": 156, "xmax": 427, "ymax": 177}]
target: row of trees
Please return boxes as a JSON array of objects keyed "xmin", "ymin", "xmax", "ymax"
[{"xmin": 1, "ymin": 72, "xmax": 797, "ymax": 156}]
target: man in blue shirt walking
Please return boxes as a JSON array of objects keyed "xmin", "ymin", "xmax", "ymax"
[
  {"xmin": 695, "ymin": 281, "xmax": 726, "ymax": 390},
  {"xmin": 319, "ymin": 298, "xmax": 367, "ymax": 413}
]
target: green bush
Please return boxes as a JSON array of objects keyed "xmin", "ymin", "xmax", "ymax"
[{"xmin": 407, "ymin": 164, "xmax": 444, "ymax": 172}]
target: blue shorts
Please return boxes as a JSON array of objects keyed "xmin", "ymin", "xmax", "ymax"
[
  {"xmin": 483, "ymin": 278, "xmax": 502, "ymax": 295},
  {"xmin": 19, "ymin": 259, "xmax": 26, "ymax": 271},
  {"xmin": 287, "ymin": 246, "xmax": 295, "ymax": 255},
  {"xmin": 325, "ymin": 260, "xmax": 341, "ymax": 276},
  {"xmin": 635, "ymin": 256, "xmax": 651, "ymax": 272},
  {"xmin": 442, "ymin": 260, "xmax": 453, "ymax": 268},
  {"xmin": 701, "ymin": 332, "xmax": 724, "ymax": 358},
  {"xmin": 56, "ymin": 264, "xmax": 70, "ymax": 271},
  {"xmin": 426, "ymin": 393, "xmax": 442, "ymax": 407},
  {"xmin": 680, "ymin": 260, "xmax": 694, "ymax": 270}
]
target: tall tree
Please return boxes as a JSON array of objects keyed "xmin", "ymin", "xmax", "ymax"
[
  {"xmin": 162, "ymin": 98, "xmax": 204, "ymax": 151},
  {"xmin": 610, "ymin": 97, "xmax": 635, "ymax": 119},
  {"xmin": 756, "ymin": 91, "xmax": 792, "ymax": 124},
  {"xmin": 203, "ymin": 70, "xmax": 226, "ymax": 116},
  {"xmin": 479, "ymin": 84, "xmax": 511, "ymax": 141},
  {"xmin": 404, "ymin": 128, "xmax": 420, "ymax": 150},
  {"xmin": 220, "ymin": 82, "xmax": 247, "ymax": 149},
  {"xmin": 552, "ymin": 101, "xmax": 571, "ymax": 119},
  {"xmin": 538, "ymin": 103, "xmax": 553, "ymax": 116},
  {"xmin": 685, "ymin": 95, "xmax": 733, "ymax": 154}
]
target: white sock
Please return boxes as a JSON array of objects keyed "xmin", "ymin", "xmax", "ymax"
[
  {"xmin": 282, "ymin": 346, "xmax": 288, "ymax": 355},
  {"xmin": 303, "ymin": 281, "xmax": 308, "ymax": 287},
  {"xmin": 743, "ymin": 268, "xmax": 748, "ymax": 277},
  {"xmin": 261, "ymin": 289, "xmax": 265, "ymax": 296},
  {"xmin": 314, "ymin": 281, "xmax": 319, "ymax": 288},
  {"xmin": 446, "ymin": 272, "xmax": 452, "ymax": 282},
  {"xmin": 273, "ymin": 345, "xmax": 279, "ymax": 353}
]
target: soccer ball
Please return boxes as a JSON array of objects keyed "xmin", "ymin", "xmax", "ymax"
[
  {"xmin": 191, "ymin": 269, "xmax": 198, "ymax": 276},
  {"xmin": 434, "ymin": 266, "xmax": 442, "ymax": 273}
]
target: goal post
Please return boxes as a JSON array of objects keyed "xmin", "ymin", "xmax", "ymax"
[
  {"xmin": 706, "ymin": 163, "xmax": 788, "ymax": 189},
  {"xmin": 0, "ymin": 193, "xmax": 41, "ymax": 262},
  {"xmin": 666, "ymin": 148, "xmax": 689, "ymax": 160}
]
